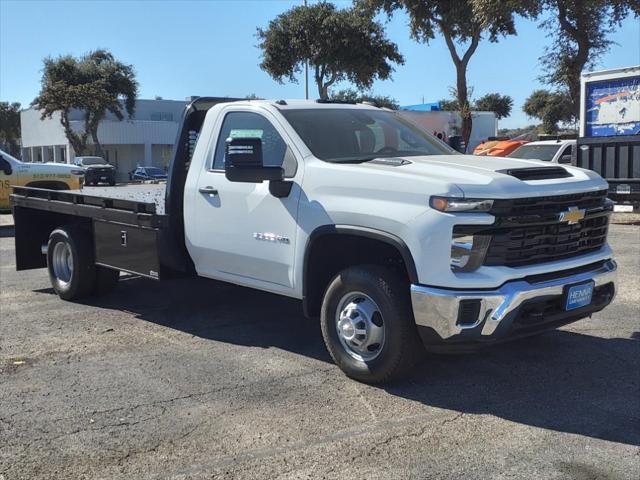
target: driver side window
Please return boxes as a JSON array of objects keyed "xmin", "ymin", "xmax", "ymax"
[{"xmin": 212, "ymin": 112, "xmax": 287, "ymax": 171}]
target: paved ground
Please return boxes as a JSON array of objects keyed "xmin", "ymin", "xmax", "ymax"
[{"xmin": 0, "ymin": 215, "xmax": 638, "ymax": 479}]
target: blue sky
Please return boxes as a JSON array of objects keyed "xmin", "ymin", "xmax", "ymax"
[{"xmin": 1, "ymin": 0, "xmax": 638, "ymax": 128}]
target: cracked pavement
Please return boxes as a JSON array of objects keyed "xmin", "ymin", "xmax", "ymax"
[{"xmin": 1, "ymin": 215, "xmax": 639, "ymax": 479}]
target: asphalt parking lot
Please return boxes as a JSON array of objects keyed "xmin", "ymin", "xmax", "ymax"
[{"xmin": 0, "ymin": 215, "xmax": 638, "ymax": 480}]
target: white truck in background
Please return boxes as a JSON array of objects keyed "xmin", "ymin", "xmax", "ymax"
[
  {"xmin": 11, "ymin": 98, "xmax": 617, "ymax": 383},
  {"xmin": 508, "ymin": 139, "xmax": 576, "ymax": 164}
]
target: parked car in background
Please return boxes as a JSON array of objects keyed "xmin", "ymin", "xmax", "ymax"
[
  {"xmin": 74, "ymin": 156, "xmax": 116, "ymax": 186},
  {"xmin": 508, "ymin": 139, "xmax": 576, "ymax": 164},
  {"xmin": 130, "ymin": 166, "xmax": 168, "ymax": 182},
  {"xmin": 475, "ymin": 133, "xmax": 537, "ymax": 157},
  {"xmin": 473, "ymin": 138, "xmax": 503, "ymax": 155},
  {"xmin": 0, "ymin": 149, "xmax": 84, "ymax": 211}
]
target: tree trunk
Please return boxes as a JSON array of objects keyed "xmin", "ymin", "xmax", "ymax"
[
  {"xmin": 440, "ymin": 26, "xmax": 480, "ymax": 153},
  {"xmin": 59, "ymin": 110, "xmax": 88, "ymax": 156},
  {"xmin": 455, "ymin": 62, "xmax": 472, "ymax": 154},
  {"xmin": 555, "ymin": 0, "xmax": 590, "ymax": 120},
  {"xmin": 314, "ymin": 64, "xmax": 337, "ymax": 100},
  {"xmin": 85, "ymin": 112, "xmax": 104, "ymax": 158},
  {"xmin": 90, "ymin": 126, "xmax": 104, "ymax": 158},
  {"xmin": 317, "ymin": 81, "xmax": 329, "ymax": 100},
  {"xmin": 568, "ymin": 38, "xmax": 590, "ymax": 119}
]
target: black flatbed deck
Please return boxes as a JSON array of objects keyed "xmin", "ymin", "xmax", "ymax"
[{"xmin": 10, "ymin": 185, "xmax": 168, "ymax": 228}]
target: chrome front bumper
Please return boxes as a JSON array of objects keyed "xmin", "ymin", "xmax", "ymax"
[{"xmin": 410, "ymin": 259, "xmax": 617, "ymax": 341}]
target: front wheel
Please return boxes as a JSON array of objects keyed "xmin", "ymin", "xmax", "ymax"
[{"xmin": 320, "ymin": 265, "xmax": 423, "ymax": 384}]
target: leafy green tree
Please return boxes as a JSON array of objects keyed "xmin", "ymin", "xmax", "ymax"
[
  {"xmin": 0, "ymin": 101, "xmax": 21, "ymax": 156},
  {"xmin": 358, "ymin": 0, "xmax": 531, "ymax": 151},
  {"xmin": 77, "ymin": 50, "xmax": 138, "ymax": 157},
  {"xmin": 257, "ymin": 2, "xmax": 403, "ymax": 99},
  {"xmin": 32, "ymin": 55, "xmax": 88, "ymax": 155},
  {"xmin": 33, "ymin": 49, "xmax": 138, "ymax": 157},
  {"xmin": 438, "ymin": 98, "xmax": 459, "ymax": 111},
  {"xmin": 535, "ymin": 0, "xmax": 639, "ymax": 117},
  {"xmin": 523, "ymin": 89, "xmax": 573, "ymax": 134},
  {"xmin": 498, "ymin": 124, "xmax": 542, "ymax": 137},
  {"xmin": 474, "ymin": 93, "xmax": 513, "ymax": 119},
  {"xmin": 331, "ymin": 88, "xmax": 400, "ymax": 109}
]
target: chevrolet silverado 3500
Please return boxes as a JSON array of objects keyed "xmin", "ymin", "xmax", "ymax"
[{"xmin": 11, "ymin": 98, "xmax": 617, "ymax": 383}]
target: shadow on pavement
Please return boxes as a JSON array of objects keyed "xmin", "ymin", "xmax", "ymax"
[{"xmin": 35, "ymin": 273, "xmax": 640, "ymax": 447}]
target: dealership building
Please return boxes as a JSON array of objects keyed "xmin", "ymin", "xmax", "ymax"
[{"xmin": 20, "ymin": 99, "xmax": 187, "ymax": 182}]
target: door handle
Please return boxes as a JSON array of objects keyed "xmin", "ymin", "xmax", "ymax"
[{"xmin": 199, "ymin": 186, "xmax": 218, "ymax": 195}]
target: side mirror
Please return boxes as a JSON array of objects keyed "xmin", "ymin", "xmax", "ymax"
[
  {"xmin": 559, "ymin": 154, "xmax": 572, "ymax": 164},
  {"xmin": 224, "ymin": 137, "xmax": 283, "ymax": 183},
  {"xmin": 0, "ymin": 157, "xmax": 12, "ymax": 175}
]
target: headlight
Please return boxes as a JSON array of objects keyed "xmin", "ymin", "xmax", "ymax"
[
  {"xmin": 430, "ymin": 196, "xmax": 494, "ymax": 212},
  {"xmin": 70, "ymin": 169, "xmax": 85, "ymax": 176},
  {"xmin": 451, "ymin": 233, "xmax": 490, "ymax": 272}
]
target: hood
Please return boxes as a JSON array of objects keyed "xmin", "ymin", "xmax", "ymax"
[
  {"xmin": 84, "ymin": 163, "xmax": 114, "ymax": 169},
  {"xmin": 350, "ymin": 154, "xmax": 608, "ymax": 198},
  {"xmin": 40, "ymin": 162, "xmax": 83, "ymax": 173}
]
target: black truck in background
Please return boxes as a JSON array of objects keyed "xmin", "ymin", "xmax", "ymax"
[{"xmin": 576, "ymin": 66, "xmax": 640, "ymax": 209}]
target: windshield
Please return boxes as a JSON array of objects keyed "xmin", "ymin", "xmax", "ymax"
[
  {"xmin": 80, "ymin": 157, "xmax": 107, "ymax": 165},
  {"xmin": 145, "ymin": 167, "xmax": 165, "ymax": 175},
  {"xmin": 508, "ymin": 144, "xmax": 561, "ymax": 161},
  {"xmin": 281, "ymin": 108, "xmax": 455, "ymax": 163}
]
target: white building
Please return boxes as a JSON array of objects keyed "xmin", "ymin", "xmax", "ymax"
[{"xmin": 20, "ymin": 99, "xmax": 187, "ymax": 181}]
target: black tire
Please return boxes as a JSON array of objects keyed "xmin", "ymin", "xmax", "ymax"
[
  {"xmin": 320, "ymin": 265, "xmax": 423, "ymax": 384},
  {"xmin": 95, "ymin": 266, "xmax": 120, "ymax": 294},
  {"xmin": 108, "ymin": 180, "xmax": 116, "ymax": 186},
  {"xmin": 46, "ymin": 226, "xmax": 96, "ymax": 300}
]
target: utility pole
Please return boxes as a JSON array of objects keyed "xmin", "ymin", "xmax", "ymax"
[{"xmin": 304, "ymin": 0, "xmax": 309, "ymax": 99}]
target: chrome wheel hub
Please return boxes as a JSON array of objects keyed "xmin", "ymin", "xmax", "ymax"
[
  {"xmin": 336, "ymin": 292, "xmax": 385, "ymax": 361},
  {"xmin": 52, "ymin": 242, "xmax": 73, "ymax": 286}
]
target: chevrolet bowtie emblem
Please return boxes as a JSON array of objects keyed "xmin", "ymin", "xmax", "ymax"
[{"xmin": 559, "ymin": 206, "xmax": 586, "ymax": 224}]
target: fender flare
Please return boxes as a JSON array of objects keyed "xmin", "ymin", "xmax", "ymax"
[{"xmin": 302, "ymin": 225, "xmax": 419, "ymax": 316}]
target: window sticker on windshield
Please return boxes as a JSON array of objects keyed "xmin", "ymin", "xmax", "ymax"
[{"xmin": 229, "ymin": 129, "xmax": 263, "ymax": 139}]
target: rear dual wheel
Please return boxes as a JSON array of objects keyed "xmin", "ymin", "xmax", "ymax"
[{"xmin": 47, "ymin": 226, "xmax": 119, "ymax": 300}]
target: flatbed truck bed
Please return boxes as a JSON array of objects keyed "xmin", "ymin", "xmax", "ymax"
[
  {"xmin": 11, "ymin": 185, "xmax": 170, "ymax": 280},
  {"xmin": 67, "ymin": 184, "xmax": 167, "ymax": 214}
]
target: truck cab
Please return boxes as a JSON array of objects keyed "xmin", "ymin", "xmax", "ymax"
[
  {"xmin": 11, "ymin": 98, "xmax": 617, "ymax": 384},
  {"xmin": 508, "ymin": 139, "xmax": 575, "ymax": 164},
  {"xmin": 1, "ymin": 149, "xmax": 84, "ymax": 210}
]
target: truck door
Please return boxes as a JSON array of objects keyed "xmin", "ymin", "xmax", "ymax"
[{"xmin": 189, "ymin": 109, "xmax": 302, "ymax": 293}]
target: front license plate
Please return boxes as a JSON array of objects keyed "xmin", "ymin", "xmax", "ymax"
[
  {"xmin": 616, "ymin": 184, "xmax": 631, "ymax": 194},
  {"xmin": 100, "ymin": 176, "xmax": 107, "ymax": 180},
  {"xmin": 565, "ymin": 281, "xmax": 594, "ymax": 311}
]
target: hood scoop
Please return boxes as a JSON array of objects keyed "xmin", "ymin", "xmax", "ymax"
[
  {"xmin": 368, "ymin": 157, "xmax": 412, "ymax": 167},
  {"xmin": 497, "ymin": 166, "xmax": 572, "ymax": 181}
]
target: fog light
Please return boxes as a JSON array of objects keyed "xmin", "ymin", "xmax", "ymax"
[
  {"xmin": 451, "ymin": 234, "xmax": 490, "ymax": 272},
  {"xmin": 457, "ymin": 299, "xmax": 482, "ymax": 327}
]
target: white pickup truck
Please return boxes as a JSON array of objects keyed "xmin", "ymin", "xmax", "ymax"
[{"xmin": 11, "ymin": 98, "xmax": 617, "ymax": 383}]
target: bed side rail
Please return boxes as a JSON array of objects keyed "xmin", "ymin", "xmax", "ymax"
[{"xmin": 10, "ymin": 186, "xmax": 165, "ymax": 229}]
